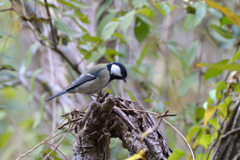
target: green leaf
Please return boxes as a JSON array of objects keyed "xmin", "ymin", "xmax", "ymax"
[
  {"xmin": 74, "ymin": 10, "xmax": 90, "ymax": 23},
  {"xmin": 231, "ymin": 49, "xmax": 240, "ymax": 63},
  {"xmin": 218, "ymin": 97, "xmax": 232, "ymax": 117},
  {"xmin": 105, "ymin": 49, "xmax": 119, "ymax": 62},
  {"xmin": 184, "ymin": 14, "xmax": 198, "ymax": 32},
  {"xmin": 216, "ymin": 81, "xmax": 226, "ymax": 100},
  {"xmin": 186, "ymin": 6, "xmax": 196, "ymax": 14},
  {"xmin": 186, "ymin": 126, "xmax": 201, "ymax": 143},
  {"xmin": 115, "ymin": 148, "xmax": 129, "ymax": 160},
  {"xmin": 156, "ymin": 2, "xmax": 174, "ymax": 16},
  {"xmin": 166, "ymin": 41, "xmax": 189, "ymax": 69},
  {"xmin": 220, "ymin": 17, "xmax": 233, "ymax": 26},
  {"xmin": 109, "ymin": 138, "xmax": 120, "ymax": 150},
  {"xmin": 134, "ymin": 16, "xmax": 149, "ymax": 43},
  {"xmin": 231, "ymin": 83, "xmax": 240, "ymax": 93},
  {"xmin": 97, "ymin": 13, "xmax": 116, "ymax": 36},
  {"xmin": 185, "ymin": 41, "xmax": 198, "ymax": 67},
  {"xmin": 184, "ymin": 3, "xmax": 206, "ymax": 32},
  {"xmin": 96, "ymin": 0, "xmax": 113, "ymax": 22},
  {"xmin": 137, "ymin": 43, "xmax": 150, "ymax": 66},
  {"xmin": 23, "ymin": 42, "xmax": 40, "ymax": 73},
  {"xmin": 167, "ymin": 149, "xmax": 185, "ymax": 160},
  {"xmin": 119, "ymin": 10, "xmax": 136, "ymax": 35},
  {"xmin": 208, "ymin": 8, "xmax": 223, "ymax": 18},
  {"xmin": 28, "ymin": 69, "xmax": 44, "ymax": 102},
  {"xmin": 208, "ymin": 118, "xmax": 218, "ymax": 130},
  {"xmin": 101, "ymin": 21, "xmax": 119, "ymax": 40},
  {"xmin": 198, "ymin": 134, "xmax": 212, "ymax": 149},
  {"xmin": 0, "ymin": 130, "xmax": 12, "ymax": 149},
  {"xmin": 195, "ymin": 108, "xmax": 205, "ymax": 122},
  {"xmin": 205, "ymin": 0, "xmax": 240, "ymax": 27},
  {"xmin": 54, "ymin": 18, "xmax": 80, "ymax": 38},
  {"xmin": 204, "ymin": 59, "xmax": 229, "ymax": 80},
  {"xmin": 57, "ymin": 0, "xmax": 90, "ymax": 9},
  {"xmin": 137, "ymin": 8, "xmax": 154, "ymax": 19},
  {"xmin": 33, "ymin": 93, "xmax": 47, "ymax": 129},
  {"xmin": 124, "ymin": 89, "xmax": 136, "ymax": 101},
  {"xmin": 1, "ymin": 64, "xmax": 15, "ymax": 71},
  {"xmin": 209, "ymin": 24, "xmax": 234, "ymax": 39},
  {"xmin": 143, "ymin": 98, "xmax": 153, "ymax": 103},
  {"xmin": 178, "ymin": 72, "xmax": 199, "ymax": 97},
  {"xmin": 204, "ymin": 68, "xmax": 222, "ymax": 81},
  {"xmin": 197, "ymin": 61, "xmax": 240, "ymax": 71},
  {"xmin": 87, "ymin": 44, "xmax": 106, "ymax": 64}
]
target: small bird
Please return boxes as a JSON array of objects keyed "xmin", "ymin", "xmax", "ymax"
[{"xmin": 46, "ymin": 62, "xmax": 127, "ymax": 103}]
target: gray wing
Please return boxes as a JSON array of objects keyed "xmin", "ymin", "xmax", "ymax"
[{"xmin": 66, "ymin": 73, "xmax": 97, "ymax": 91}]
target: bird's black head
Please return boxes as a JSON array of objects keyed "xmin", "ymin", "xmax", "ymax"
[{"xmin": 107, "ymin": 62, "xmax": 127, "ymax": 83}]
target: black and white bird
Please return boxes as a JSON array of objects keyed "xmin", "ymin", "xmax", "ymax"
[{"xmin": 45, "ymin": 62, "xmax": 127, "ymax": 103}]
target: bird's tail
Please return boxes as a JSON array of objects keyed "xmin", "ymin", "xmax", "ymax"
[{"xmin": 45, "ymin": 90, "xmax": 67, "ymax": 102}]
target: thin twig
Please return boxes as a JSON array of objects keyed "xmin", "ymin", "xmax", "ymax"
[
  {"xmin": 47, "ymin": 123, "xmax": 74, "ymax": 159},
  {"xmin": 44, "ymin": 0, "xmax": 56, "ymax": 47},
  {"xmin": 16, "ymin": 118, "xmax": 67, "ymax": 160},
  {"xmin": 163, "ymin": 118, "xmax": 195, "ymax": 160},
  {"xmin": 43, "ymin": 142, "xmax": 67, "ymax": 160},
  {"xmin": 0, "ymin": 8, "xmax": 13, "ymax": 12},
  {"xmin": 115, "ymin": 108, "xmax": 159, "ymax": 115},
  {"xmin": 220, "ymin": 127, "xmax": 240, "ymax": 139}
]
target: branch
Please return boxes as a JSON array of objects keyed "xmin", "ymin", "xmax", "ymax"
[
  {"xmin": 220, "ymin": 127, "xmax": 240, "ymax": 139},
  {"xmin": 44, "ymin": 0, "xmax": 56, "ymax": 47},
  {"xmin": 0, "ymin": 8, "xmax": 13, "ymax": 12}
]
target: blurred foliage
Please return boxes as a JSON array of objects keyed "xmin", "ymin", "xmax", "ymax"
[{"xmin": 0, "ymin": 0, "xmax": 240, "ymax": 159}]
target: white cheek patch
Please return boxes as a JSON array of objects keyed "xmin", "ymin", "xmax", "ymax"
[{"xmin": 111, "ymin": 64, "xmax": 122, "ymax": 76}]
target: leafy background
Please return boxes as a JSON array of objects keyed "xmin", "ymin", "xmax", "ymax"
[{"xmin": 0, "ymin": 0, "xmax": 240, "ymax": 159}]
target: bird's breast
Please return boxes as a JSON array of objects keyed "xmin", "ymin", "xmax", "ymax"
[{"xmin": 73, "ymin": 69, "xmax": 110, "ymax": 94}]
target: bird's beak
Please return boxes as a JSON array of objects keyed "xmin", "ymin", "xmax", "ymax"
[{"xmin": 123, "ymin": 78, "xmax": 127, "ymax": 83}]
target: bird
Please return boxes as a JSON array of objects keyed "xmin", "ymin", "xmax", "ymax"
[{"xmin": 45, "ymin": 62, "xmax": 127, "ymax": 103}]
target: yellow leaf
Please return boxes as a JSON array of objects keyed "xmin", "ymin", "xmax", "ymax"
[
  {"xmin": 205, "ymin": 0, "xmax": 240, "ymax": 27},
  {"xmin": 141, "ymin": 128, "xmax": 153, "ymax": 139},
  {"xmin": 125, "ymin": 148, "xmax": 147, "ymax": 160},
  {"xmin": 204, "ymin": 106, "xmax": 218, "ymax": 127}
]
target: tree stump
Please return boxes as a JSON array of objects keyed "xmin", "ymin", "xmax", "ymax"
[{"xmin": 72, "ymin": 94, "xmax": 172, "ymax": 160}]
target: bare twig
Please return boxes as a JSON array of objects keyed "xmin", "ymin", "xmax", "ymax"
[
  {"xmin": 44, "ymin": 0, "xmax": 56, "ymax": 47},
  {"xmin": 16, "ymin": 118, "xmax": 67, "ymax": 160},
  {"xmin": 220, "ymin": 127, "xmax": 240, "ymax": 139},
  {"xmin": 163, "ymin": 118, "xmax": 195, "ymax": 160},
  {"xmin": 0, "ymin": 8, "xmax": 13, "ymax": 12},
  {"xmin": 47, "ymin": 123, "xmax": 74, "ymax": 159},
  {"xmin": 43, "ymin": 142, "xmax": 67, "ymax": 160}
]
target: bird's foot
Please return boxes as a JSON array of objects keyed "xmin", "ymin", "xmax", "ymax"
[{"xmin": 92, "ymin": 100, "xmax": 101, "ymax": 105}]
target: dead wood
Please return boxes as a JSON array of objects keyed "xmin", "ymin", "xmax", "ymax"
[
  {"xmin": 72, "ymin": 94, "xmax": 172, "ymax": 160},
  {"xmin": 212, "ymin": 103, "xmax": 240, "ymax": 160}
]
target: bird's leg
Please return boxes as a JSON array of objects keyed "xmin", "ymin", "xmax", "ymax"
[
  {"xmin": 97, "ymin": 90, "xmax": 102, "ymax": 101},
  {"xmin": 88, "ymin": 95, "xmax": 100, "ymax": 105}
]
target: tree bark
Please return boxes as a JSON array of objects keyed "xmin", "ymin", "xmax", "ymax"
[
  {"xmin": 212, "ymin": 102, "xmax": 240, "ymax": 160},
  {"xmin": 72, "ymin": 95, "xmax": 172, "ymax": 160}
]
